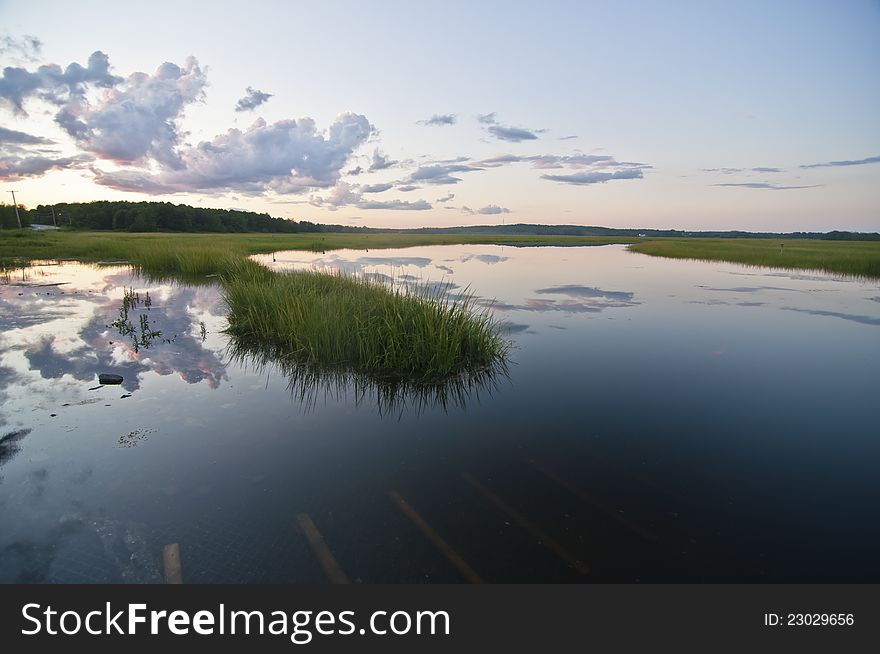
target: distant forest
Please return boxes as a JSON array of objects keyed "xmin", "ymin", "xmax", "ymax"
[
  {"xmin": 0, "ymin": 201, "xmax": 319, "ymax": 233},
  {"xmin": 1, "ymin": 200, "xmax": 878, "ymax": 240}
]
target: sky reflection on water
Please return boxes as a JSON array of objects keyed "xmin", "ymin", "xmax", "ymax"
[{"xmin": 1, "ymin": 245, "xmax": 878, "ymax": 583}]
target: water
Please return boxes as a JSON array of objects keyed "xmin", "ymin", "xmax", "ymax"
[{"xmin": 1, "ymin": 244, "xmax": 878, "ymax": 583}]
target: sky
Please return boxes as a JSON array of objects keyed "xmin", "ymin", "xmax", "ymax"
[{"xmin": 1, "ymin": 0, "xmax": 878, "ymax": 231}]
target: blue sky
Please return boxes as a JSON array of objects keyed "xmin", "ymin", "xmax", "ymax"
[{"xmin": 1, "ymin": 0, "xmax": 878, "ymax": 230}]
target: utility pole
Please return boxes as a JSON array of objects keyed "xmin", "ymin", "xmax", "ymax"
[
  {"xmin": 50, "ymin": 205, "xmax": 57, "ymax": 227},
  {"xmin": 7, "ymin": 190, "xmax": 22, "ymax": 229}
]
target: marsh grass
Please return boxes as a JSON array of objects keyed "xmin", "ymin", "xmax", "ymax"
[
  {"xmin": 221, "ymin": 258, "xmax": 509, "ymax": 382},
  {"xmin": 629, "ymin": 238, "xmax": 880, "ymax": 278},
  {"xmin": 0, "ymin": 229, "xmax": 636, "ymax": 269},
  {"xmin": 227, "ymin": 337, "xmax": 509, "ymax": 417}
]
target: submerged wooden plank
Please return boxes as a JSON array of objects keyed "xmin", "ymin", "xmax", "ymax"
[
  {"xmin": 162, "ymin": 543, "xmax": 182, "ymax": 584},
  {"xmin": 296, "ymin": 513, "xmax": 349, "ymax": 584},
  {"xmin": 389, "ymin": 490, "xmax": 484, "ymax": 584},
  {"xmin": 462, "ymin": 472, "xmax": 589, "ymax": 575},
  {"xmin": 527, "ymin": 459, "xmax": 658, "ymax": 542}
]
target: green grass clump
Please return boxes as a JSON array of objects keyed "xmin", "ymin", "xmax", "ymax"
[
  {"xmin": 221, "ymin": 258, "xmax": 508, "ymax": 382},
  {"xmin": 629, "ymin": 238, "xmax": 880, "ymax": 278}
]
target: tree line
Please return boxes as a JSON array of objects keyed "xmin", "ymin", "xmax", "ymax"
[
  {"xmin": 1, "ymin": 201, "xmax": 325, "ymax": 233},
  {"xmin": 2, "ymin": 201, "xmax": 878, "ymax": 240}
]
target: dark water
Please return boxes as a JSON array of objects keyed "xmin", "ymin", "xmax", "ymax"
[{"xmin": 1, "ymin": 244, "xmax": 878, "ymax": 583}]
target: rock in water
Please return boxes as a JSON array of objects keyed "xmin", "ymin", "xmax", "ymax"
[{"xmin": 98, "ymin": 373, "xmax": 124, "ymax": 385}]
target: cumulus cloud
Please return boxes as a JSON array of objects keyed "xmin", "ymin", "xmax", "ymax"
[
  {"xmin": 713, "ymin": 182, "xmax": 821, "ymax": 190},
  {"xmin": 477, "ymin": 204, "xmax": 509, "ymax": 215},
  {"xmin": 235, "ymin": 86, "xmax": 272, "ymax": 112},
  {"xmin": 0, "ymin": 126, "xmax": 53, "ymax": 145},
  {"xmin": 417, "ymin": 113, "xmax": 456, "ymax": 126},
  {"xmin": 541, "ymin": 168, "xmax": 644, "ymax": 185},
  {"xmin": 396, "ymin": 184, "xmax": 419, "ymax": 192},
  {"xmin": 436, "ymin": 193, "xmax": 454, "ymax": 203},
  {"xmin": 308, "ymin": 181, "xmax": 363, "ymax": 209},
  {"xmin": 368, "ymin": 148, "xmax": 398, "ymax": 171},
  {"xmin": 0, "ymin": 51, "xmax": 205, "ymax": 180},
  {"xmin": 56, "ymin": 57, "xmax": 206, "ymax": 169},
  {"xmin": 799, "ymin": 155, "xmax": 880, "ymax": 169},
  {"xmin": 0, "ymin": 48, "xmax": 378, "ymax": 196},
  {"xmin": 95, "ymin": 113, "xmax": 374, "ymax": 194},
  {"xmin": 0, "ymin": 50, "xmax": 121, "ymax": 114}
]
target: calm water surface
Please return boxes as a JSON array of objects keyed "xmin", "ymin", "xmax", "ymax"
[{"xmin": 1, "ymin": 244, "xmax": 878, "ymax": 582}]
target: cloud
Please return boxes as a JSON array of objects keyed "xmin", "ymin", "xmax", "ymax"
[
  {"xmin": 308, "ymin": 180, "xmax": 363, "ymax": 209},
  {"xmin": 436, "ymin": 193, "xmax": 454, "ymax": 203},
  {"xmin": 0, "ymin": 152, "xmax": 92, "ymax": 181},
  {"xmin": 55, "ymin": 57, "xmax": 207, "ymax": 169},
  {"xmin": 0, "ymin": 49, "xmax": 377, "ymax": 196},
  {"xmin": 488, "ymin": 125, "xmax": 540, "ymax": 142},
  {"xmin": 95, "ymin": 113, "xmax": 373, "ymax": 194},
  {"xmin": 461, "ymin": 205, "xmax": 474, "ymax": 215},
  {"xmin": 0, "ymin": 35, "xmax": 42, "ymax": 63},
  {"xmin": 541, "ymin": 168, "xmax": 644, "ymax": 185},
  {"xmin": 478, "ymin": 112, "xmax": 543, "ymax": 142},
  {"xmin": 396, "ymin": 184, "xmax": 419, "ymax": 192},
  {"xmin": 408, "ymin": 163, "xmax": 482, "ymax": 185},
  {"xmin": 0, "ymin": 50, "xmax": 122, "ymax": 114},
  {"xmin": 235, "ymin": 86, "xmax": 272, "ymax": 112},
  {"xmin": 478, "ymin": 153, "xmax": 620, "ymax": 169},
  {"xmin": 417, "ymin": 114, "xmax": 456, "ymax": 126},
  {"xmin": 703, "ymin": 167, "xmax": 783, "ymax": 174},
  {"xmin": 346, "ymin": 165, "xmax": 363, "ymax": 176},
  {"xmin": 0, "ymin": 126, "xmax": 53, "ymax": 145},
  {"xmin": 361, "ymin": 182, "xmax": 393, "ymax": 193},
  {"xmin": 308, "ymin": 181, "xmax": 430, "ymax": 210},
  {"xmin": 478, "ymin": 154, "xmax": 523, "ymax": 167},
  {"xmin": 558, "ymin": 135, "xmax": 578, "ymax": 141},
  {"xmin": 368, "ymin": 148, "xmax": 398, "ymax": 171},
  {"xmin": 477, "ymin": 204, "xmax": 509, "ymax": 215},
  {"xmin": 799, "ymin": 155, "xmax": 880, "ymax": 169},
  {"xmin": 357, "ymin": 199, "xmax": 431, "ymax": 210},
  {"xmin": 713, "ymin": 182, "xmax": 821, "ymax": 190}
]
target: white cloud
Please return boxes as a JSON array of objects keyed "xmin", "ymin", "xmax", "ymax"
[{"xmin": 95, "ymin": 113, "xmax": 374, "ymax": 194}]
